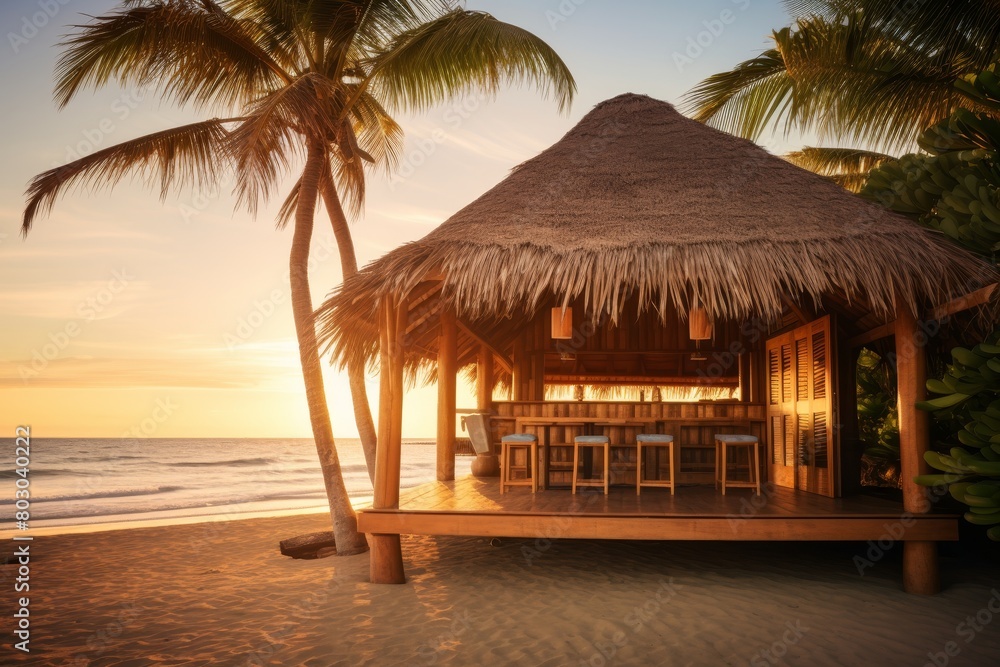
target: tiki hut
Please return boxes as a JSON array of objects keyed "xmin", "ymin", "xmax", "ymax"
[{"xmin": 319, "ymin": 94, "xmax": 997, "ymax": 592}]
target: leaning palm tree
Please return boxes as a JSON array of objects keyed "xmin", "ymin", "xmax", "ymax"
[
  {"xmin": 684, "ymin": 0, "xmax": 1000, "ymax": 189},
  {"xmin": 22, "ymin": 0, "xmax": 574, "ymax": 554}
]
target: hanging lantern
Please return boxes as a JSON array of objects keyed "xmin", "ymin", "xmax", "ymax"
[
  {"xmin": 689, "ymin": 306, "xmax": 713, "ymax": 362},
  {"xmin": 551, "ymin": 306, "xmax": 574, "ymax": 340},
  {"xmin": 688, "ymin": 307, "xmax": 713, "ymax": 341}
]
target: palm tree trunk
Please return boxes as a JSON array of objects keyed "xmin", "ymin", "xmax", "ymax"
[
  {"xmin": 290, "ymin": 140, "xmax": 368, "ymax": 555},
  {"xmin": 321, "ymin": 174, "xmax": 378, "ymax": 483}
]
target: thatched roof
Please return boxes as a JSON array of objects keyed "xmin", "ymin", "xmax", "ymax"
[{"xmin": 319, "ymin": 93, "xmax": 995, "ymax": 370}]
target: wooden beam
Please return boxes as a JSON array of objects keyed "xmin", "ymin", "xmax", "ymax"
[
  {"xmin": 847, "ymin": 320, "xmax": 896, "ymax": 349},
  {"xmin": 405, "ymin": 301, "xmax": 439, "ymax": 337},
  {"xmin": 895, "ymin": 288, "xmax": 939, "ymax": 595},
  {"xmin": 374, "ymin": 297, "xmax": 399, "ymax": 509},
  {"xmin": 781, "ymin": 294, "xmax": 816, "ymax": 325},
  {"xmin": 512, "ymin": 335, "xmax": 526, "ymax": 401},
  {"xmin": 403, "ymin": 283, "xmax": 444, "ymax": 336},
  {"xmin": 738, "ymin": 352, "xmax": 752, "ymax": 403},
  {"xmin": 928, "ymin": 283, "xmax": 997, "ymax": 321},
  {"xmin": 456, "ymin": 320, "xmax": 513, "ymax": 375},
  {"xmin": 544, "ymin": 375, "xmax": 739, "ymax": 386},
  {"xmin": 360, "ymin": 511, "xmax": 958, "ymax": 542},
  {"xmin": 371, "ymin": 295, "xmax": 408, "ymax": 584},
  {"xmin": 477, "ymin": 345, "xmax": 494, "ymax": 412},
  {"xmin": 437, "ymin": 305, "xmax": 458, "ymax": 481}
]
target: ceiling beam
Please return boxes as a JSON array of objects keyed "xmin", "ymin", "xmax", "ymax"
[
  {"xmin": 781, "ymin": 293, "xmax": 816, "ymax": 325},
  {"xmin": 847, "ymin": 321, "xmax": 896, "ymax": 349},
  {"xmin": 456, "ymin": 321, "xmax": 513, "ymax": 375}
]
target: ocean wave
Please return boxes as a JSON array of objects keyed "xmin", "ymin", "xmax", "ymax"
[
  {"xmin": 0, "ymin": 468, "xmax": 96, "ymax": 479},
  {"xmin": 60, "ymin": 454, "xmax": 148, "ymax": 463},
  {"xmin": 170, "ymin": 457, "xmax": 278, "ymax": 468},
  {"xmin": 0, "ymin": 485, "xmax": 185, "ymax": 505}
]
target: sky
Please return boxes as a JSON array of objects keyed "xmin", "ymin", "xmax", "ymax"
[{"xmin": 0, "ymin": 0, "xmax": 800, "ymax": 438}]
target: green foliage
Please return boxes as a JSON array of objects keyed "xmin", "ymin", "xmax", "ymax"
[
  {"xmin": 857, "ymin": 349, "xmax": 899, "ymax": 462},
  {"xmin": 861, "ymin": 64, "xmax": 1000, "ymax": 538},
  {"xmin": 685, "ymin": 3, "xmax": 1000, "ymax": 152},
  {"xmin": 861, "ymin": 68, "xmax": 1000, "ymax": 265},
  {"xmin": 955, "ymin": 64, "xmax": 1000, "ymax": 114},
  {"xmin": 785, "ymin": 148, "xmax": 894, "ymax": 193},
  {"xmin": 919, "ymin": 332, "xmax": 1000, "ymax": 539}
]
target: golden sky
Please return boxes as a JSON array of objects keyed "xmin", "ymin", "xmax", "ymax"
[{"xmin": 1, "ymin": 0, "xmax": 794, "ymax": 437}]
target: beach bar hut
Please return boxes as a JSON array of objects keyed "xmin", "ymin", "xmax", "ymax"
[{"xmin": 320, "ymin": 94, "xmax": 997, "ymax": 593}]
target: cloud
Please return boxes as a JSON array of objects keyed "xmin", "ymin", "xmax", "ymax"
[{"xmin": 444, "ymin": 127, "xmax": 545, "ymax": 164}]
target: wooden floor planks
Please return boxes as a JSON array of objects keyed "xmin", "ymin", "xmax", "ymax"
[{"xmin": 359, "ymin": 476, "xmax": 959, "ymax": 542}]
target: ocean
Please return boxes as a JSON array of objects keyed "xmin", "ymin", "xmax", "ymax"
[{"xmin": 1, "ymin": 438, "xmax": 471, "ymax": 534}]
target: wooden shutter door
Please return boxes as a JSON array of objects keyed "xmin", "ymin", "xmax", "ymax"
[
  {"xmin": 766, "ymin": 315, "xmax": 836, "ymax": 497},
  {"xmin": 767, "ymin": 331, "xmax": 796, "ymax": 489}
]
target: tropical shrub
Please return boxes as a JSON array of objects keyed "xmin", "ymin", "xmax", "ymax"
[
  {"xmin": 916, "ymin": 333, "xmax": 1000, "ymax": 540},
  {"xmin": 862, "ymin": 65, "xmax": 1000, "ymax": 537}
]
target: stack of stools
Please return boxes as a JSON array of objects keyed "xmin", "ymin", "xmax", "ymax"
[
  {"xmin": 636, "ymin": 434, "xmax": 675, "ymax": 495},
  {"xmin": 500, "ymin": 433, "xmax": 538, "ymax": 494},
  {"xmin": 572, "ymin": 435, "xmax": 611, "ymax": 495},
  {"xmin": 714, "ymin": 434, "xmax": 761, "ymax": 495}
]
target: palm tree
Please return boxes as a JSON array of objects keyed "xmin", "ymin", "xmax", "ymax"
[
  {"xmin": 22, "ymin": 0, "xmax": 575, "ymax": 554},
  {"xmin": 684, "ymin": 0, "xmax": 1000, "ymax": 189}
]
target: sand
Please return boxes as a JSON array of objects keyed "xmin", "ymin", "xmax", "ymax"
[{"xmin": 3, "ymin": 512, "xmax": 1000, "ymax": 666}]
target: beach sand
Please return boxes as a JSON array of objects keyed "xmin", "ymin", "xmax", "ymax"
[{"xmin": 4, "ymin": 511, "xmax": 1000, "ymax": 666}]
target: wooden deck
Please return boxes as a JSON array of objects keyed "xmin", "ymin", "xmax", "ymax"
[{"xmin": 359, "ymin": 476, "xmax": 959, "ymax": 542}]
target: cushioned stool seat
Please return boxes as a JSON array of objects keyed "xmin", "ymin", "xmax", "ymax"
[
  {"xmin": 636, "ymin": 434, "xmax": 675, "ymax": 495},
  {"xmin": 500, "ymin": 434, "xmax": 538, "ymax": 494},
  {"xmin": 572, "ymin": 435, "xmax": 610, "ymax": 495},
  {"xmin": 715, "ymin": 434, "xmax": 761, "ymax": 495}
]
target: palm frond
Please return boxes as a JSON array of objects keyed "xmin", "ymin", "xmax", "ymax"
[
  {"xmin": 351, "ymin": 0, "xmax": 443, "ymax": 52},
  {"xmin": 785, "ymin": 146, "xmax": 895, "ymax": 192},
  {"xmin": 369, "ymin": 9, "xmax": 575, "ymax": 114},
  {"xmin": 56, "ymin": 0, "xmax": 290, "ymax": 111},
  {"xmin": 786, "ymin": 0, "xmax": 1000, "ymax": 73},
  {"xmin": 227, "ymin": 73, "xmax": 339, "ymax": 212},
  {"xmin": 275, "ymin": 175, "xmax": 300, "ymax": 229},
  {"xmin": 331, "ymin": 140, "xmax": 368, "ymax": 217},
  {"xmin": 683, "ymin": 48, "xmax": 796, "ymax": 142},
  {"xmin": 684, "ymin": 15, "xmax": 977, "ymax": 151},
  {"xmin": 350, "ymin": 90, "xmax": 404, "ymax": 174},
  {"xmin": 23, "ymin": 118, "xmax": 231, "ymax": 234}
]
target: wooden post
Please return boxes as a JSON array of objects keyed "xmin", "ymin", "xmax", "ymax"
[
  {"xmin": 837, "ymin": 330, "xmax": 862, "ymax": 497},
  {"xmin": 371, "ymin": 295, "xmax": 408, "ymax": 584},
  {"xmin": 437, "ymin": 304, "xmax": 458, "ymax": 481},
  {"xmin": 477, "ymin": 345, "xmax": 494, "ymax": 412},
  {"xmin": 894, "ymin": 290, "xmax": 939, "ymax": 595},
  {"xmin": 738, "ymin": 350, "xmax": 752, "ymax": 403},
  {"xmin": 512, "ymin": 334, "xmax": 526, "ymax": 401}
]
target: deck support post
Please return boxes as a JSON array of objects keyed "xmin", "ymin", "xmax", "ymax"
[
  {"xmin": 437, "ymin": 304, "xmax": 458, "ymax": 481},
  {"xmin": 371, "ymin": 295, "xmax": 407, "ymax": 584},
  {"xmin": 894, "ymin": 289, "xmax": 939, "ymax": 595}
]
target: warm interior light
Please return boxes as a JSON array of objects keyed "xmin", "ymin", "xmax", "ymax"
[
  {"xmin": 689, "ymin": 306, "xmax": 713, "ymax": 361},
  {"xmin": 688, "ymin": 307, "xmax": 713, "ymax": 341},
  {"xmin": 551, "ymin": 306, "xmax": 573, "ymax": 339}
]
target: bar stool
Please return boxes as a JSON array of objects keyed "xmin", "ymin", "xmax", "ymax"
[
  {"xmin": 715, "ymin": 434, "xmax": 761, "ymax": 495},
  {"xmin": 500, "ymin": 433, "xmax": 538, "ymax": 494},
  {"xmin": 572, "ymin": 435, "xmax": 610, "ymax": 495},
  {"xmin": 636, "ymin": 434, "xmax": 675, "ymax": 495}
]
